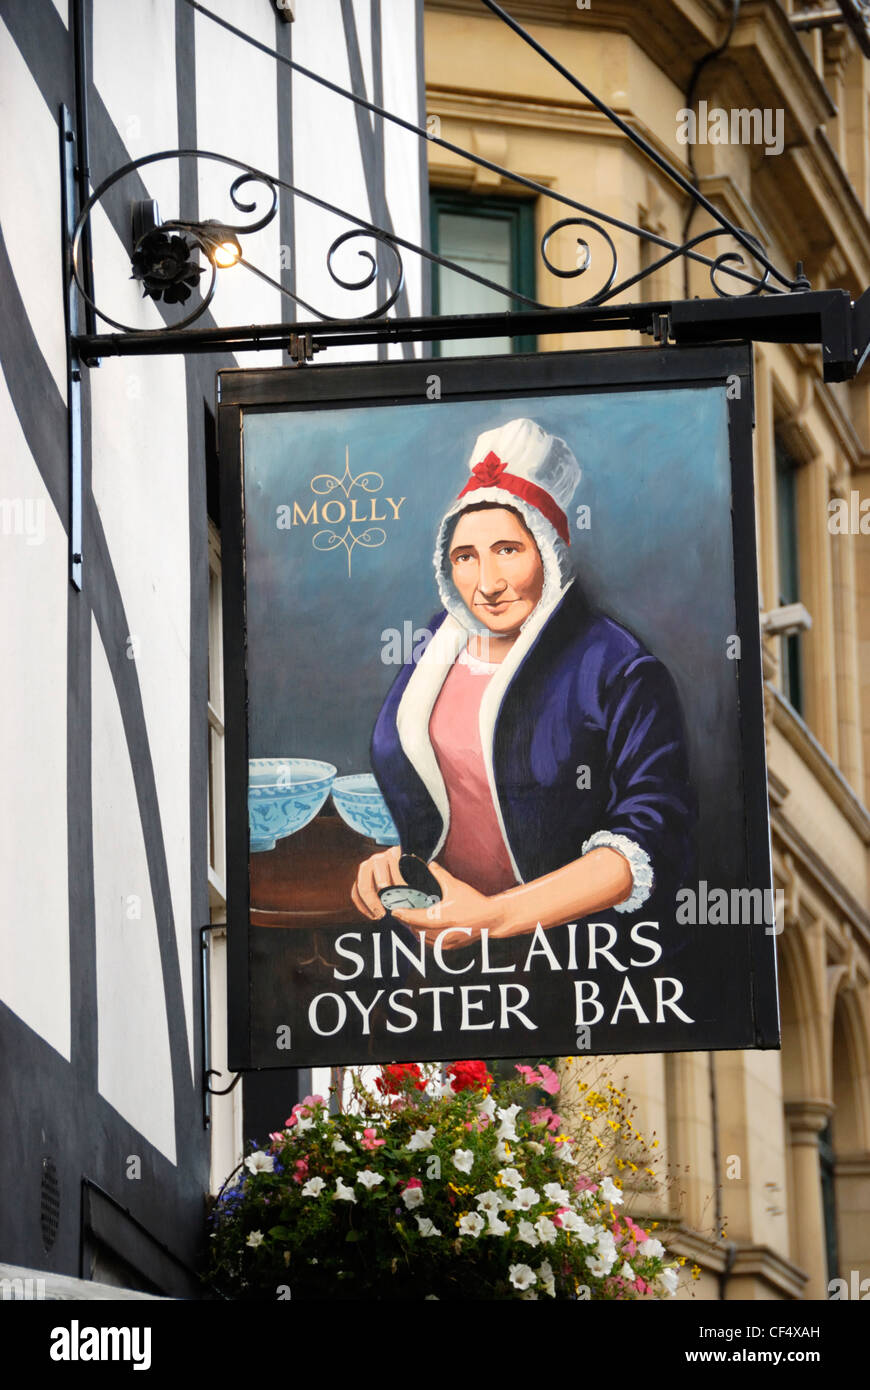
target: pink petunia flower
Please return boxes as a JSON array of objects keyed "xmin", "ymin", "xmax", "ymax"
[{"xmin": 537, "ymin": 1064, "xmax": 561, "ymax": 1096}]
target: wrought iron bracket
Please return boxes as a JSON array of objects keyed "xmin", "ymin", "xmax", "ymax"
[{"xmin": 74, "ymin": 288, "xmax": 869, "ymax": 384}]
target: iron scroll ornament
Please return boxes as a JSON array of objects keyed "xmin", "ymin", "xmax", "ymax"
[
  {"xmin": 179, "ymin": 0, "xmax": 810, "ymax": 305},
  {"xmin": 69, "ymin": 147, "xmax": 798, "ymax": 339},
  {"xmin": 69, "ymin": 149, "xmax": 407, "ymax": 334}
]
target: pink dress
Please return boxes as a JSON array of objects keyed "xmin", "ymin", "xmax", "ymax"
[{"xmin": 428, "ymin": 646, "xmax": 518, "ymax": 896}]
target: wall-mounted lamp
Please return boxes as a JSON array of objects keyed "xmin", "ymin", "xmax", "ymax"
[{"xmin": 130, "ymin": 199, "xmax": 242, "ymax": 306}]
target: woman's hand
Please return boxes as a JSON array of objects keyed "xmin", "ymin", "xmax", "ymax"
[
  {"xmin": 389, "ymin": 861, "xmax": 503, "ymax": 943},
  {"xmin": 351, "ymin": 845, "xmax": 404, "ymax": 920}
]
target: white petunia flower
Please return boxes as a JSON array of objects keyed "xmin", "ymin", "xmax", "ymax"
[
  {"xmin": 497, "ymin": 1167, "xmax": 523, "ymax": 1191},
  {"xmin": 555, "ymin": 1141, "xmax": 580, "ymax": 1165},
  {"xmin": 543, "ymin": 1183, "xmax": 571, "ymax": 1206},
  {"xmin": 638, "ymin": 1237, "xmax": 666, "ymax": 1260},
  {"xmin": 334, "ymin": 1177, "xmax": 357, "ymax": 1203},
  {"xmin": 517, "ymin": 1220, "xmax": 540, "ymax": 1248},
  {"xmin": 332, "ymin": 1137, "xmax": 351, "ymax": 1154},
  {"xmin": 401, "ymin": 1184, "xmax": 424, "ymax": 1210},
  {"xmin": 487, "ymin": 1214, "xmax": 510, "ymax": 1237},
  {"xmin": 509, "ymin": 1263, "xmax": 537, "ymax": 1291},
  {"xmin": 301, "ymin": 1176, "xmax": 326, "ymax": 1197},
  {"xmin": 475, "ymin": 1190, "xmax": 503, "ymax": 1216},
  {"xmin": 295, "ymin": 1115, "xmax": 314, "ymax": 1134},
  {"xmin": 656, "ymin": 1267, "xmax": 679, "ymax": 1297},
  {"xmin": 535, "ymin": 1216, "xmax": 558, "ymax": 1246},
  {"xmin": 494, "ymin": 1140, "xmax": 511, "ymax": 1162},
  {"xmin": 406, "ymin": 1126, "xmax": 436, "ymax": 1152},
  {"xmin": 619, "ymin": 1261, "xmax": 636, "ymax": 1282},
  {"xmin": 559, "ymin": 1210, "xmax": 595, "ymax": 1242},
  {"xmin": 476, "ymin": 1095, "xmax": 497, "ymax": 1122},
  {"xmin": 416, "ymin": 1215, "xmax": 441, "ymax": 1237},
  {"xmin": 599, "ymin": 1176, "xmax": 624, "ymax": 1205},
  {"xmin": 538, "ymin": 1259, "xmax": 556, "ymax": 1298},
  {"xmin": 586, "ymin": 1255, "xmax": 608, "ymax": 1278},
  {"xmin": 246, "ymin": 1230, "xmax": 265, "ymax": 1248},
  {"xmin": 514, "ymin": 1188, "xmax": 540, "ymax": 1212},
  {"xmin": 458, "ymin": 1212, "xmax": 485, "ymax": 1238},
  {"xmin": 596, "ymin": 1231, "xmax": 618, "ymax": 1271},
  {"xmin": 357, "ymin": 1169, "xmax": 384, "ymax": 1190},
  {"xmin": 452, "ymin": 1148, "xmax": 474, "ymax": 1174},
  {"xmin": 525, "ymin": 1141, "xmax": 545, "ymax": 1155},
  {"xmin": 519, "ymin": 1290, "xmax": 538, "ymax": 1300},
  {"xmin": 245, "ymin": 1151, "xmax": 275, "ymax": 1175},
  {"xmin": 496, "ymin": 1104, "xmax": 521, "ymax": 1142}
]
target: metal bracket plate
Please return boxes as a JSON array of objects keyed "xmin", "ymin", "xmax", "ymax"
[{"xmin": 61, "ymin": 104, "xmax": 83, "ymax": 591}]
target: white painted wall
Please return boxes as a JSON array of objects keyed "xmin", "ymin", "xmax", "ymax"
[
  {"xmin": 92, "ymin": 0, "xmax": 180, "ymax": 221},
  {"xmin": 91, "ymin": 617, "xmax": 176, "ymax": 1163},
  {"xmin": 89, "ymin": 315, "xmax": 194, "ymax": 1078},
  {"xmin": 0, "ymin": 19, "xmax": 68, "ymax": 399},
  {"xmin": 0, "ymin": 371, "xmax": 71, "ymax": 1061}
]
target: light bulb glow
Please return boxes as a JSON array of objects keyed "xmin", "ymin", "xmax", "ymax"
[{"xmin": 212, "ymin": 239, "xmax": 241, "ymax": 268}]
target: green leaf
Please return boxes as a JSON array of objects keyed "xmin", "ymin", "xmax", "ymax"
[{"xmin": 345, "ymin": 1229, "xmax": 363, "ymax": 1243}]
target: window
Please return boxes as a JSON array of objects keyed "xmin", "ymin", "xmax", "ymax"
[
  {"xmin": 775, "ymin": 435, "xmax": 804, "ymax": 715},
  {"xmin": 819, "ymin": 1120, "xmax": 839, "ymax": 1284},
  {"xmin": 430, "ymin": 191, "xmax": 536, "ymax": 356}
]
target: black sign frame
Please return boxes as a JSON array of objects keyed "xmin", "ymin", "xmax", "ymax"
[{"xmin": 218, "ymin": 344, "xmax": 779, "ymax": 1071}]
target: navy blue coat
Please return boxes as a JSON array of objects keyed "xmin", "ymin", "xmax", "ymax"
[{"xmin": 370, "ymin": 580, "xmax": 696, "ymax": 915}]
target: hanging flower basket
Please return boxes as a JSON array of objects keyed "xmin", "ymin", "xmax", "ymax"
[{"xmin": 206, "ymin": 1061, "xmax": 680, "ymax": 1301}]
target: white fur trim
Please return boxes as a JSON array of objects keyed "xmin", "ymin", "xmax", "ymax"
[
  {"xmin": 395, "ymin": 617, "xmax": 467, "ymax": 856},
  {"xmin": 581, "ymin": 832, "xmax": 654, "ymax": 913}
]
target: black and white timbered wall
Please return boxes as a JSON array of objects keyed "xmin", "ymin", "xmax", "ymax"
[{"xmin": 0, "ymin": 0, "xmax": 426, "ymax": 1294}]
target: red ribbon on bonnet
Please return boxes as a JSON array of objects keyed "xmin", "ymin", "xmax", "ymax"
[{"xmin": 457, "ymin": 449, "xmax": 571, "ymax": 545}]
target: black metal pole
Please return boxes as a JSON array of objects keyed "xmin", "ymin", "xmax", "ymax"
[{"xmin": 72, "ymin": 0, "xmax": 97, "ymax": 341}]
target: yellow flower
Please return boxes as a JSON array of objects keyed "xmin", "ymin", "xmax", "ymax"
[
  {"xmin": 651, "ymin": 1222, "xmax": 659, "ymax": 1230},
  {"xmin": 678, "ymin": 1256, "xmax": 687, "ymax": 1266},
  {"xmin": 691, "ymin": 1264, "xmax": 701, "ymax": 1280}
]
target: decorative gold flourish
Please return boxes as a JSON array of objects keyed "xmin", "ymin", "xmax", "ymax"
[
  {"xmin": 312, "ymin": 526, "xmax": 386, "ymax": 577},
  {"xmin": 310, "ymin": 446, "xmax": 384, "ymax": 499},
  {"xmin": 308, "ymin": 446, "xmax": 387, "ymax": 576}
]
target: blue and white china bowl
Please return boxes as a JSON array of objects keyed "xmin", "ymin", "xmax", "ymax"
[
  {"xmin": 248, "ymin": 758, "xmax": 337, "ymax": 852},
  {"xmin": 331, "ymin": 773, "xmax": 400, "ymax": 846}
]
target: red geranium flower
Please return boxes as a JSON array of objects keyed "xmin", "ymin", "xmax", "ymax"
[
  {"xmin": 446, "ymin": 1059, "xmax": 493, "ymax": 1094},
  {"xmin": 376, "ymin": 1062, "xmax": 427, "ymax": 1095}
]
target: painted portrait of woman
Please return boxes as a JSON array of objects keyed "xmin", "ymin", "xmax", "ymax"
[{"xmin": 352, "ymin": 417, "xmax": 697, "ymax": 945}]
